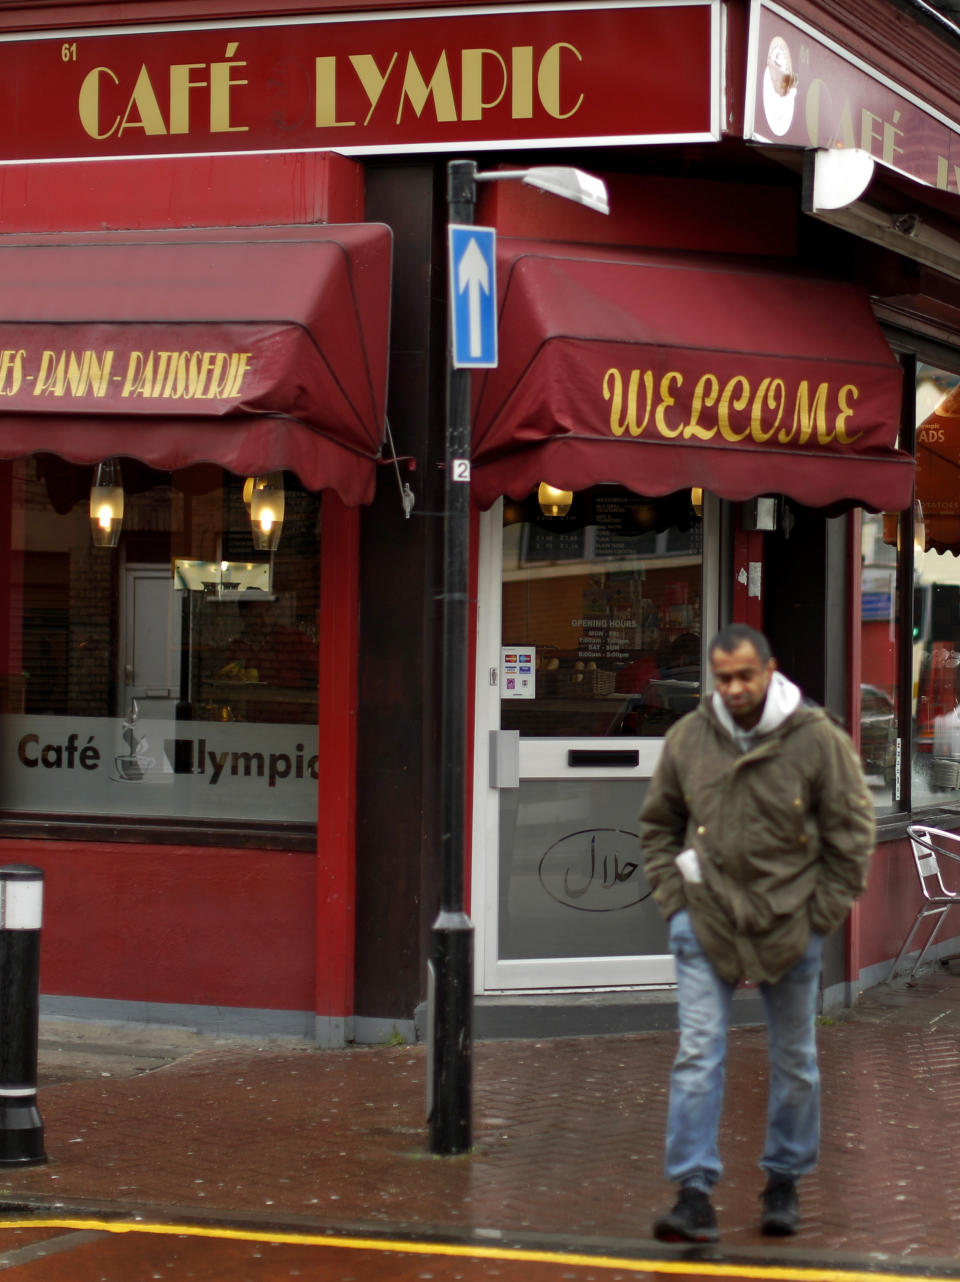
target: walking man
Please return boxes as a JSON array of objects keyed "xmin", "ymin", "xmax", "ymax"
[{"xmin": 640, "ymin": 624, "xmax": 874, "ymax": 1242}]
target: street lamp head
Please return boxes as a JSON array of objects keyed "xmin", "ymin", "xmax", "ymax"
[
  {"xmin": 520, "ymin": 167, "xmax": 610, "ymax": 215},
  {"xmin": 465, "ymin": 162, "xmax": 610, "ymax": 215}
]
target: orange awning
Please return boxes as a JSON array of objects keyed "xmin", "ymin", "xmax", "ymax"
[{"xmin": 916, "ymin": 383, "xmax": 960, "ymax": 554}]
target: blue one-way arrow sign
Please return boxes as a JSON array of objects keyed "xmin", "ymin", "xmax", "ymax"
[{"xmin": 449, "ymin": 224, "xmax": 497, "ymax": 369}]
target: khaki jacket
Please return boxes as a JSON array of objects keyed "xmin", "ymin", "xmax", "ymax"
[{"xmin": 639, "ymin": 695, "xmax": 875, "ymax": 984}]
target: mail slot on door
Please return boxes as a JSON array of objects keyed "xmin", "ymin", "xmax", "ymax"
[{"xmin": 568, "ymin": 749, "xmax": 640, "ymax": 768}]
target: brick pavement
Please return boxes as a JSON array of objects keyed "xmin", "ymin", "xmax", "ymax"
[{"xmin": 1, "ymin": 966, "xmax": 960, "ymax": 1271}]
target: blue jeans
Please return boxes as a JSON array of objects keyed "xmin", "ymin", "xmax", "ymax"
[{"xmin": 664, "ymin": 908, "xmax": 823, "ymax": 1192}]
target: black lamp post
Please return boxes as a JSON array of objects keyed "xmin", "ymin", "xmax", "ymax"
[
  {"xmin": 428, "ymin": 159, "xmax": 608, "ymax": 1157},
  {"xmin": 428, "ymin": 157, "xmax": 478, "ymax": 1157}
]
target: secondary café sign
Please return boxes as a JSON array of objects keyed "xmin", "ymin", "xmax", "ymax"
[
  {"xmin": 0, "ymin": 715, "xmax": 319, "ymax": 822},
  {"xmin": 0, "ymin": 2, "xmax": 717, "ymax": 160},
  {"xmin": 747, "ymin": 0, "xmax": 960, "ymax": 196},
  {"xmin": 0, "ymin": 345, "xmax": 250, "ymax": 406}
]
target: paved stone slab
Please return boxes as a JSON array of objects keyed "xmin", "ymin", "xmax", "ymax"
[{"xmin": 2, "ymin": 967, "xmax": 958, "ymax": 1270}]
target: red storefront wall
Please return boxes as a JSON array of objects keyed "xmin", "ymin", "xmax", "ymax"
[
  {"xmin": 0, "ymin": 151, "xmax": 365, "ymax": 1026},
  {"xmin": 852, "ymin": 836, "xmax": 919, "ymax": 986},
  {"xmin": 18, "ymin": 841, "xmax": 316, "ymax": 1011}
]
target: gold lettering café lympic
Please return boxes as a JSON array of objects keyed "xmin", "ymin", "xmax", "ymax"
[
  {"xmin": 602, "ymin": 367, "xmax": 866, "ymax": 447},
  {"xmin": 0, "ymin": 348, "xmax": 253, "ymax": 402},
  {"xmin": 76, "ymin": 40, "xmax": 584, "ymax": 140}
]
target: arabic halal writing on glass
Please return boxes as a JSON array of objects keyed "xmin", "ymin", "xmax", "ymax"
[{"xmin": 539, "ymin": 828, "xmax": 651, "ymax": 913}]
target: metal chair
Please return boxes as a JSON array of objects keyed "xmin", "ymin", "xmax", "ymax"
[{"xmin": 889, "ymin": 825, "xmax": 960, "ymax": 981}]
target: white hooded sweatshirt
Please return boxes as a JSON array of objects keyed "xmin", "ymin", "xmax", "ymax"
[{"xmin": 712, "ymin": 669, "xmax": 803, "ymax": 754}]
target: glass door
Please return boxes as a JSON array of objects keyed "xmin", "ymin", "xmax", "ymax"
[{"xmin": 473, "ymin": 486, "xmax": 718, "ymax": 992}]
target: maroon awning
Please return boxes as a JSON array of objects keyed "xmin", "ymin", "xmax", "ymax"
[
  {"xmin": 0, "ymin": 223, "xmax": 392, "ymax": 504},
  {"xmin": 471, "ymin": 240, "xmax": 914, "ymax": 512}
]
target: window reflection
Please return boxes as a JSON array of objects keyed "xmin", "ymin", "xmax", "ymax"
[
  {"xmin": 501, "ymin": 486, "xmax": 703, "ymax": 738},
  {"xmin": 863, "ymin": 362, "xmax": 960, "ymax": 815},
  {"xmin": 912, "ymin": 366, "xmax": 960, "ymax": 810},
  {"xmin": 3, "ymin": 456, "xmax": 321, "ymax": 825},
  {"xmin": 860, "ymin": 510, "xmax": 900, "ymax": 813}
]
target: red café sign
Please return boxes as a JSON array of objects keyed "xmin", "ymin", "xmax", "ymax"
[
  {"xmin": 747, "ymin": 0, "xmax": 960, "ymax": 197},
  {"xmin": 0, "ymin": 2, "xmax": 718, "ymax": 160}
]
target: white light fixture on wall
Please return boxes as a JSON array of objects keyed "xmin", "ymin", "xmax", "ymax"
[
  {"xmin": 89, "ymin": 459, "xmax": 124, "ymax": 548},
  {"xmin": 804, "ymin": 147, "xmax": 875, "ymax": 212},
  {"xmin": 243, "ymin": 473, "xmax": 285, "ymax": 551},
  {"xmin": 803, "ymin": 148, "xmax": 960, "ymax": 283},
  {"xmin": 537, "ymin": 482, "xmax": 573, "ymax": 517}
]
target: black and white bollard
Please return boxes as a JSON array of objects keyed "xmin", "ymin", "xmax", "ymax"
[{"xmin": 0, "ymin": 865, "xmax": 46, "ymax": 1166}]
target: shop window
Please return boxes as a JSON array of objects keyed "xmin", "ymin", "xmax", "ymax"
[
  {"xmin": 860, "ymin": 510, "xmax": 901, "ymax": 814},
  {"xmin": 0, "ymin": 456, "xmax": 320, "ymax": 830},
  {"xmin": 861, "ymin": 360, "xmax": 960, "ymax": 816},
  {"xmin": 501, "ymin": 486, "xmax": 702, "ymax": 738},
  {"xmin": 911, "ymin": 364, "xmax": 960, "ymax": 811}
]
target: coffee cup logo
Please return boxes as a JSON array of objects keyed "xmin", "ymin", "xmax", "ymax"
[{"xmin": 762, "ymin": 35, "xmax": 798, "ymax": 137}]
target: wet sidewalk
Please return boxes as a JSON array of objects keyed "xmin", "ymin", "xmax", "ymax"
[{"xmin": 2, "ymin": 966, "xmax": 960, "ymax": 1274}]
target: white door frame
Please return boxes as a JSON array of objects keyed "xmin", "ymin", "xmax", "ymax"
[{"xmin": 470, "ymin": 495, "xmax": 720, "ymax": 995}]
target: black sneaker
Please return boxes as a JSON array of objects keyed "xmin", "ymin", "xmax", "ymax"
[
  {"xmin": 761, "ymin": 1177, "xmax": 799, "ymax": 1236},
  {"xmin": 653, "ymin": 1186, "xmax": 719, "ymax": 1243}
]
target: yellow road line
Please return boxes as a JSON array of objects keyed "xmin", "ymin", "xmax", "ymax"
[{"xmin": 0, "ymin": 1217, "xmax": 954, "ymax": 1282}]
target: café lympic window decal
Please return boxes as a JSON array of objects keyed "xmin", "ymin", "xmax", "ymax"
[{"xmin": 0, "ymin": 553, "xmax": 318, "ymax": 823}]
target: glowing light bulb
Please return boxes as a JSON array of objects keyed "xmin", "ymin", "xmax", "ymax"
[
  {"xmin": 89, "ymin": 460, "xmax": 124, "ymax": 547},
  {"xmin": 246, "ymin": 473, "xmax": 284, "ymax": 550},
  {"xmin": 537, "ymin": 482, "xmax": 573, "ymax": 518}
]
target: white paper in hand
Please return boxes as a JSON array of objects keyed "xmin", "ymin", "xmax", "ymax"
[{"xmin": 674, "ymin": 848, "xmax": 704, "ymax": 884}]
